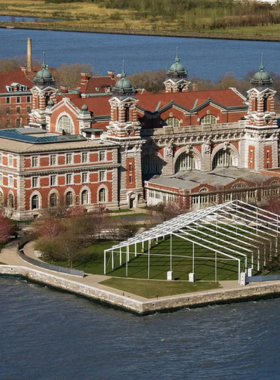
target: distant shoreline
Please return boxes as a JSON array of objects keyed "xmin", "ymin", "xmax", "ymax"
[{"xmin": 1, "ymin": 23, "xmax": 280, "ymax": 43}]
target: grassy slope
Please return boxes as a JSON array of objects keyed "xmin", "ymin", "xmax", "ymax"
[
  {"xmin": 100, "ymin": 278, "xmax": 220, "ymax": 298},
  {"xmin": 1, "ymin": 0, "xmax": 280, "ymax": 41}
]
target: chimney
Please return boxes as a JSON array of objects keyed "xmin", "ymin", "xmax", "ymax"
[
  {"xmin": 192, "ymin": 83, "xmax": 198, "ymax": 91},
  {"xmin": 27, "ymin": 38, "xmax": 32, "ymax": 72},
  {"xmin": 81, "ymin": 73, "xmax": 89, "ymax": 85},
  {"xmin": 107, "ymin": 71, "xmax": 115, "ymax": 79}
]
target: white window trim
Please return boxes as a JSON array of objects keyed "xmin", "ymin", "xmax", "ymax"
[
  {"xmin": 50, "ymin": 154, "xmax": 57, "ymax": 166},
  {"xmin": 8, "ymin": 175, "xmax": 13, "ymax": 188},
  {"xmin": 32, "ymin": 176, "xmax": 39, "ymax": 189},
  {"xmin": 99, "ymin": 170, "xmax": 107, "ymax": 182},
  {"xmin": 50, "ymin": 175, "xmax": 57, "ymax": 187}
]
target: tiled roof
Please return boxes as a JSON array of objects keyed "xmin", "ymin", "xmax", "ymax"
[
  {"xmin": 0, "ymin": 69, "xmax": 33, "ymax": 94},
  {"xmin": 136, "ymin": 88, "xmax": 246, "ymax": 113},
  {"xmin": 77, "ymin": 76, "xmax": 117, "ymax": 94},
  {"xmin": 71, "ymin": 96, "xmax": 111, "ymax": 116}
]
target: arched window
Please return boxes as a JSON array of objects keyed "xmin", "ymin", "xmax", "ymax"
[
  {"xmin": 57, "ymin": 115, "xmax": 74, "ymax": 134},
  {"xmin": 98, "ymin": 188, "xmax": 106, "ymax": 203},
  {"xmin": 31, "ymin": 194, "xmax": 39, "ymax": 210},
  {"xmin": 49, "ymin": 193, "xmax": 58, "ymax": 208},
  {"xmin": 212, "ymin": 149, "xmax": 232, "ymax": 169},
  {"xmin": 0, "ymin": 193, "xmax": 3, "ymax": 207},
  {"xmin": 142, "ymin": 155, "xmax": 161, "ymax": 175},
  {"xmin": 165, "ymin": 117, "xmax": 180, "ymax": 128},
  {"xmin": 81, "ymin": 190, "xmax": 89, "ymax": 205},
  {"xmin": 200, "ymin": 114, "xmax": 217, "ymax": 125},
  {"xmin": 65, "ymin": 191, "xmax": 73, "ymax": 207},
  {"xmin": 175, "ymin": 152, "xmax": 194, "ymax": 172},
  {"xmin": 8, "ymin": 194, "xmax": 14, "ymax": 208}
]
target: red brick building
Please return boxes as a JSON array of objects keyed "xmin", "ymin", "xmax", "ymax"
[
  {"xmin": 0, "ymin": 53, "xmax": 279, "ymax": 219},
  {"xmin": 0, "ymin": 69, "xmax": 33, "ymax": 129}
]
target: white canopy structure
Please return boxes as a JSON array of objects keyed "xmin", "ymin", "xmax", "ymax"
[{"xmin": 104, "ymin": 200, "xmax": 280, "ymax": 282}]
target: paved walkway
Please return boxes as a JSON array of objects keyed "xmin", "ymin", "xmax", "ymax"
[{"xmin": 0, "ymin": 241, "xmax": 147, "ymax": 301}]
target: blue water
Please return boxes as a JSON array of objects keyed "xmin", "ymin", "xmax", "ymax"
[
  {"xmin": 1, "ymin": 28, "xmax": 280, "ymax": 81},
  {"xmin": 0, "ymin": 277, "xmax": 279, "ymax": 379},
  {"xmin": 0, "ymin": 15, "xmax": 60, "ymax": 22}
]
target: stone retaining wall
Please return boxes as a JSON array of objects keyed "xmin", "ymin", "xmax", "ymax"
[{"xmin": 2, "ymin": 265, "xmax": 280, "ymax": 315}]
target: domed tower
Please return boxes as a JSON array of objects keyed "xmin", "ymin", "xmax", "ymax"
[
  {"xmin": 105, "ymin": 62, "xmax": 144, "ymax": 209},
  {"xmin": 29, "ymin": 54, "xmax": 57, "ymax": 128},
  {"xmin": 164, "ymin": 48, "xmax": 191, "ymax": 93},
  {"xmin": 107, "ymin": 63, "xmax": 140, "ymax": 140},
  {"xmin": 244, "ymin": 55, "xmax": 278, "ymax": 171}
]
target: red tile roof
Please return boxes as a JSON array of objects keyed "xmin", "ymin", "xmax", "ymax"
[
  {"xmin": 71, "ymin": 96, "xmax": 111, "ymax": 116},
  {"xmin": 0, "ymin": 69, "xmax": 33, "ymax": 93},
  {"xmin": 136, "ymin": 89, "xmax": 246, "ymax": 112},
  {"xmin": 77, "ymin": 76, "xmax": 117, "ymax": 94},
  {"xmin": 67, "ymin": 88, "xmax": 246, "ymax": 117}
]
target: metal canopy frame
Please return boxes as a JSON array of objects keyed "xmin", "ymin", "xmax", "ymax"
[{"xmin": 104, "ymin": 200, "xmax": 280, "ymax": 282}]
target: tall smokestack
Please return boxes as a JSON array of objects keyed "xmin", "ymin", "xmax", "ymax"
[{"xmin": 27, "ymin": 38, "xmax": 32, "ymax": 72}]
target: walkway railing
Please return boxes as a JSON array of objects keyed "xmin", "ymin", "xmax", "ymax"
[{"xmin": 17, "ymin": 240, "xmax": 84, "ymax": 277}]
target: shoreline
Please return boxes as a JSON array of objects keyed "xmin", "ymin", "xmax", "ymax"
[
  {"xmin": 2, "ymin": 264, "xmax": 280, "ymax": 315},
  {"xmin": 1, "ymin": 23, "xmax": 280, "ymax": 43}
]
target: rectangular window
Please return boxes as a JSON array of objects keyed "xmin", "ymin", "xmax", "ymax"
[
  {"xmin": 27, "ymin": 96, "xmax": 31, "ymax": 103},
  {"xmin": 31, "ymin": 156, "xmax": 38, "ymax": 167},
  {"xmin": 129, "ymin": 163, "xmax": 133, "ymax": 172},
  {"xmin": 16, "ymin": 119, "xmax": 21, "ymax": 128},
  {"xmin": 50, "ymin": 155, "xmax": 57, "ymax": 166},
  {"xmin": 16, "ymin": 97, "xmax": 20, "ymax": 103},
  {"xmin": 82, "ymin": 172, "xmax": 88, "ymax": 184},
  {"xmin": 66, "ymin": 173, "xmax": 73, "ymax": 185},
  {"xmin": 50, "ymin": 175, "xmax": 57, "ymax": 186},
  {"xmin": 6, "ymin": 98, "xmax": 10, "ymax": 104},
  {"xmin": 8, "ymin": 155, "xmax": 13, "ymax": 167},
  {"xmin": 27, "ymin": 106, "xmax": 31, "ymax": 113},
  {"xmin": 16, "ymin": 107, "xmax": 21, "ymax": 114},
  {"xmin": 6, "ymin": 107, "xmax": 10, "ymax": 116},
  {"xmin": 82, "ymin": 152, "xmax": 88, "ymax": 163},
  {"xmin": 0, "ymin": 174, "xmax": 2, "ymax": 185},
  {"xmin": 99, "ymin": 170, "xmax": 106, "ymax": 182},
  {"xmin": 32, "ymin": 177, "xmax": 39, "ymax": 188},
  {"xmin": 8, "ymin": 175, "xmax": 13, "ymax": 188},
  {"xmin": 66, "ymin": 153, "xmax": 73, "ymax": 165},
  {"xmin": 0, "ymin": 153, "xmax": 3, "ymax": 165},
  {"xmin": 129, "ymin": 175, "xmax": 133, "ymax": 184},
  {"xmin": 99, "ymin": 151, "xmax": 106, "ymax": 161}
]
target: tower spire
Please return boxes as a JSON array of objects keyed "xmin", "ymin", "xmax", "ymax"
[
  {"xmin": 121, "ymin": 60, "xmax": 126, "ymax": 78},
  {"xmin": 175, "ymin": 46, "xmax": 179, "ymax": 63},
  {"xmin": 260, "ymin": 53, "xmax": 265, "ymax": 71}
]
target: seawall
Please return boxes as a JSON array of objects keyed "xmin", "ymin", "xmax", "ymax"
[{"xmin": 2, "ymin": 265, "xmax": 280, "ymax": 315}]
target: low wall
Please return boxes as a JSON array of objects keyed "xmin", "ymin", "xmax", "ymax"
[
  {"xmin": 0, "ymin": 265, "xmax": 143, "ymax": 314},
  {"xmin": 2, "ymin": 265, "xmax": 280, "ymax": 315},
  {"xmin": 18, "ymin": 251, "xmax": 84, "ymax": 277},
  {"xmin": 246, "ymin": 274, "xmax": 280, "ymax": 283}
]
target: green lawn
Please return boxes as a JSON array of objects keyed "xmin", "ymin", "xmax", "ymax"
[
  {"xmin": 43, "ymin": 225, "xmax": 277, "ymax": 282},
  {"xmin": 100, "ymin": 278, "xmax": 220, "ymax": 298}
]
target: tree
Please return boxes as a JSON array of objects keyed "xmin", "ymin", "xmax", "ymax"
[
  {"xmin": 127, "ymin": 69, "xmax": 166, "ymax": 93},
  {"xmin": 0, "ymin": 211, "xmax": 14, "ymax": 243},
  {"xmin": 54, "ymin": 63, "xmax": 93, "ymax": 89},
  {"xmin": 0, "ymin": 56, "xmax": 41, "ymax": 73},
  {"xmin": 38, "ymin": 218, "xmax": 65, "ymax": 238},
  {"xmin": 149, "ymin": 201, "xmax": 189, "ymax": 222}
]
